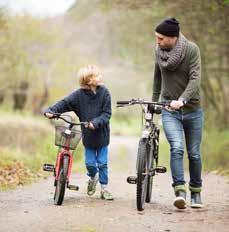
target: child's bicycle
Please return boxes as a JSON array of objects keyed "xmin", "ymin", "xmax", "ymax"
[
  {"xmin": 117, "ymin": 98, "xmax": 169, "ymax": 211},
  {"xmin": 43, "ymin": 112, "xmax": 88, "ymax": 205}
]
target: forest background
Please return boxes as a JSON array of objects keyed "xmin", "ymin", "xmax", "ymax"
[{"xmin": 0, "ymin": 0, "xmax": 228, "ymax": 189}]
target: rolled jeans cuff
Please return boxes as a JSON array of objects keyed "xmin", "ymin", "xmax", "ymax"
[
  {"xmin": 174, "ymin": 184, "xmax": 186, "ymax": 193},
  {"xmin": 189, "ymin": 186, "xmax": 201, "ymax": 193}
]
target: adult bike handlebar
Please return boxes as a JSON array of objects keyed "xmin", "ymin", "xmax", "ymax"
[{"xmin": 116, "ymin": 98, "xmax": 171, "ymax": 107}]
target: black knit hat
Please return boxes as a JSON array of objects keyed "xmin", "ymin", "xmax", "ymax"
[{"xmin": 155, "ymin": 18, "xmax": 180, "ymax": 37}]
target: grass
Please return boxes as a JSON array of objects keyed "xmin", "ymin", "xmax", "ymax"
[
  {"xmin": 1, "ymin": 109, "xmax": 228, "ymax": 191},
  {"xmin": 111, "ymin": 115, "xmax": 142, "ymax": 136},
  {"xmin": 202, "ymin": 128, "xmax": 229, "ymax": 175},
  {"xmin": 80, "ymin": 226, "xmax": 97, "ymax": 232},
  {"xmin": 0, "ymin": 112, "xmax": 86, "ymax": 190},
  {"xmin": 158, "ymin": 139, "xmax": 170, "ymax": 169},
  {"xmin": 111, "ymin": 144, "xmax": 129, "ymax": 172},
  {"xmin": 71, "ymin": 145, "xmax": 86, "ymax": 173}
]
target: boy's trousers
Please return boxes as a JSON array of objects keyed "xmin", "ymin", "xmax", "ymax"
[{"xmin": 84, "ymin": 146, "xmax": 108, "ymax": 185}]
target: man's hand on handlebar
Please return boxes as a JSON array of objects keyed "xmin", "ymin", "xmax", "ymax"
[{"xmin": 168, "ymin": 100, "xmax": 184, "ymax": 110}]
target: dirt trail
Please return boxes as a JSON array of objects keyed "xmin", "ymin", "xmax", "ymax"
[{"xmin": 0, "ymin": 136, "xmax": 229, "ymax": 232}]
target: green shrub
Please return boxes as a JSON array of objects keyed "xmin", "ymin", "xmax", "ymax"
[{"xmin": 202, "ymin": 129, "xmax": 229, "ymax": 174}]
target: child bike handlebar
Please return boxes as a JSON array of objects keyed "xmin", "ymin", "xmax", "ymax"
[{"xmin": 45, "ymin": 112, "xmax": 88, "ymax": 127}]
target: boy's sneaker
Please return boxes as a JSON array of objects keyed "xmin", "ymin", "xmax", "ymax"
[
  {"xmin": 100, "ymin": 189, "xmax": 114, "ymax": 200},
  {"xmin": 191, "ymin": 192, "xmax": 203, "ymax": 208},
  {"xmin": 173, "ymin": 190, "xmax": 187, "ymax": 209},
  {"xmin": 87, "ymin": 175, "xmax": 99, "ymax": 196}
]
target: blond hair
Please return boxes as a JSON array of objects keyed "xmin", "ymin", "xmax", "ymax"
[{"xmin": 77, "ymin": 65, "xmax": 101, "ymax": 88}]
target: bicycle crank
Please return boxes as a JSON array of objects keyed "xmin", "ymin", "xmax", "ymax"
[
  {"xmin": 127, "ymin": 176, "xmax": 137, "ymax": 184},
  {"xmin": 155, "ymin": 166, "xmax": 167, "ymax": 173},
  {"xmin": 43, "ymin": 163, "xmax": 55, "ymax": 172},
  {"xmin": 68, "ymin": 185, "xmax": 79, "ymax": 191}
]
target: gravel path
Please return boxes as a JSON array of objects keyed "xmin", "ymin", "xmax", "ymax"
[{"xmin": 0, "ymin": 136, "xmax": 229, "ymax": 232}]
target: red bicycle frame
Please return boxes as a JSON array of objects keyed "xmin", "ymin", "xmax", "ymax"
[{"xmin": 55, "ymin": 149, "xmax": 73, "ymax": 183}]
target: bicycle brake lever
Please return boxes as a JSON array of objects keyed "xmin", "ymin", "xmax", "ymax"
[
  {"xmin": 161, "ymin": 100, "xmax": 171, "ymax": 107},
  {"xmin": 53, "ymin": 113, "xmax": 61, "ymax": 119},
  {"xmin": 131, "ymin": 98, "xmax": 140, "ymax": 103},
  {"xmin": 116, "ymin": 105, "xmax": 125, "ymax": 108},
  {"xmin": 84, "ymin": 122, "xmax": 89, "ymax": 127}
]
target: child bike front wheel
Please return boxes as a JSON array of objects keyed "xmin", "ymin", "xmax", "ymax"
[{"xmin": 54, "ymin": 155, "xmax": 69, "ymax": 205}]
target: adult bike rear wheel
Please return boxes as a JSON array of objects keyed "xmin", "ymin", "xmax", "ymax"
[
  {"xmin": 136, "ymin": 138, "xmax": 148, "ymax": 211},
  {"xmin": 146, "ymin": 142, "xmax": 154, "ymax": 203},
  {"xmin": 54, "ymin": 155, "xmax": 69, "ymax": 205}
]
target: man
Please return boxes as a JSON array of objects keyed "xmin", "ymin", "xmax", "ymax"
[{"xmin": 152, "ymin": 18, "xmax": 204, "ymax": 209}]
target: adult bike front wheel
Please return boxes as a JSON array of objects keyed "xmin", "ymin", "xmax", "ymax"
[
  {"xmin": 136, "ymin": 138, "xmax": 148, "ymax": 211},
  {"xmin": 54, "ymin": 155, "xmax": 69, "ymax": 205},
  {"xmin": 146, "ymin": 142, "xmax": 154, "ymax": 203}
]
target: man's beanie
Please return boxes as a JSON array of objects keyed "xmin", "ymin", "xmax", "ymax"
[{"xmin": 155, "ymin": 18, "xmax": 180, "ymax": 37}]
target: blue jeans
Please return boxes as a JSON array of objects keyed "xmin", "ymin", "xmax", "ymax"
[
  {"xmin": 162, "ymin": 108, "xmax": 203, "ymax": 189},
  {"xmin": 85, "ymin": 146, "xmax": 108, "ymax": 185}
]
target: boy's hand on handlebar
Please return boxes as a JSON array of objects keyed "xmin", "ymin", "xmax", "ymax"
[
  {"xmin": 85, "ymin": 122, "xmax": 95, "ymax": 130},
  {"xmin": 89, "ymin": 122, "xmax": 95, "ymax": 130},
  {"xmin": 44, "ymin": 112, "xmax": 54, "ymax": 119}
]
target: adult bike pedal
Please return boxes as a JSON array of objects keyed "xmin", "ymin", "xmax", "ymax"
[
  {"xmin": 43, "ymin": 112, "xmax": 88, "ymax": 205},
  {"xmin": 117, "ymin": 98, "xmax": 169, "ymax": 211}
]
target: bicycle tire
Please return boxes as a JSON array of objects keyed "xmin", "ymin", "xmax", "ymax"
[
  {"xmin": 54, "ymin": 155, "xmax": 69, "ymax": 205},
  {"xmin": 146, "ymin": 142, "xmax": 154, "ymax": 203},
  {"xmin": 136, "ymin": 138, "xmax": 148, "ymax": 211}
]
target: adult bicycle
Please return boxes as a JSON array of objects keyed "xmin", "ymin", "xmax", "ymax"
[
  {"xmin": 117, "ymin": 98, "xmax": 169, "ymax": 211},
  {"xmin": 43, "ymin": 113, "xmax": 88, "ymax": 205}
]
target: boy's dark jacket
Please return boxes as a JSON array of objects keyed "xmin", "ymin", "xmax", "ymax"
[{"xmin": 45, "ymin": 85, "xmax": 111, "ymax": 149}]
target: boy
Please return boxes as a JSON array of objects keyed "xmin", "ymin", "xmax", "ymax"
[{"xmin": 44, "ymin": 65, "xmax": 113, "ymax": 200}]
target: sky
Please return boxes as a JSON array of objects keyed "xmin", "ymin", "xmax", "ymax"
[{"xmin": 0, "ymin": 0, "xmax": 76, "ymax": 17}]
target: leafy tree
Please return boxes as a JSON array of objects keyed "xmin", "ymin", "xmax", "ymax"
[
  {"xmin": 0, "ymin": 15, "xmax": 57, "ymax": 112},
  {"xmin": 158, "ymin": 0, "xmax": 229, "ymax": 128}
]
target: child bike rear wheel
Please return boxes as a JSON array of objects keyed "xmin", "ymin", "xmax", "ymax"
[
  {"xmin": 136, "ymin": 139, "xmax": 148, "ymax": 211},
  {"xmin": 54, "ymin": 155, "xmax": 69, "ymax": 205}
]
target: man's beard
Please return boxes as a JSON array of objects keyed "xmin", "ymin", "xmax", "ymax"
[
  {"xmin": 160, "ymin": 46, "xmax": 172, "ymax": 51},
  {"xmin": 159, "ymin": 42, "xmax": 174, "ymax": 50}
]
